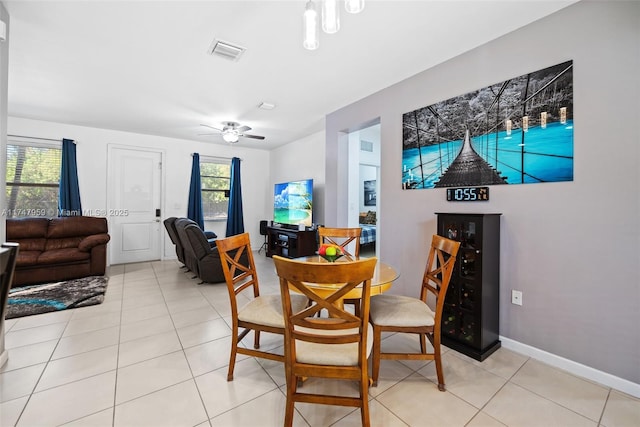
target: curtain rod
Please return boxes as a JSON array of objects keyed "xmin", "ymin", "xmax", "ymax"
[
  {"xmin": 192, "ymin": 153, "xmax": 242, "ymax": 161},
  {"xmin": 7, "ymin": 134, "xmax": 77, "ymax": 144},
  {"xmin": 8, "ymin": 134, "xmax": 62, "ymax": 143}
]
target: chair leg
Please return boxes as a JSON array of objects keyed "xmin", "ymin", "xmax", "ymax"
[
  {"xmin": 284, "ymin": 374, "xmax": 297, "ymax": 427},
  {"xmin": 419, "ymin": 332, "xmax": 427, "ymax": 354},
  {"xmin": 360, "ymin": 371, "xmax": 371, "ymax": 427},
  {"xmin": 254, "ymin": 330, "xmax": 260, "ymax": 349},
  {"xmin": 433, "ymin": 340, "xmax": 445, "ymax": 391},
  {"xmin": 371, "ymin": 326, "xmax": 382, "ymax": 387},
  {"xmin": 227, "ymin": 335, "xmax": 238, "ymax": 381}
]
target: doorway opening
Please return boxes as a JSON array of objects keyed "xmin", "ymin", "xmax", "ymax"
[{"xmin": 346, "ymin": 122, "xmax": 380, "ymax": 258}]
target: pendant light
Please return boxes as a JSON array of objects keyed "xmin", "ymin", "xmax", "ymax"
[
  {"xmin": 321, "ymin": 0, "xmax": 340, "ymax": 34},
  {"xmin": 345, "ymin": 0, "xmax": 364, "ymax": 14},
  {"xmin": 303, "ymin": 1, "xmax": 319, "ymax": 50}
]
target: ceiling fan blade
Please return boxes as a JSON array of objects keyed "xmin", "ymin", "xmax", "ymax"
[
  {"xmin": 200, "ymin": 124, "xmax": 222, "ymax": 131},
  {"xmin": 236, "ymin": 125, "xmax": 251, "ymax": 133},
  {"xmin": 241, "ymin": 134, "xmax": 265, "ymax": 140},
  {"xmin": 197, "ymin": 133, "xmax": 219, "ymax": 136}
]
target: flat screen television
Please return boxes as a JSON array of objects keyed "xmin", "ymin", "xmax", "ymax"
[{"xmin": 273, "ymin": 179, "xmax": 313, "ymax": 228}]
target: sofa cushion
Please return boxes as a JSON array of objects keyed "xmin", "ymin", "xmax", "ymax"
[
  {"xmin": 37, "ymin": 248, "xmax": 90, "ymax": 265},
  {"xmin": 47, "ymin": 216, "xmax": 108, "ymax": 238},
  {"xmin": 45, "ymin": 237, "xmax": 84, "ymax": 251},
  {"xmin": 7, "ymin": 217, "xmax": 49, "ymax": 239},
  {"xmin": 16, "ymin": 250, "xmax": 42, "ymax": 267},
  {"xmin": 11, "ymin": 238, "xmax": 47, "ymax": 252}
]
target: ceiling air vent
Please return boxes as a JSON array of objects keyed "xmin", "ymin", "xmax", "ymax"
[
  {"xmin": 360, "ymin": 140, "xmax": 374, "ymax": 152},
  {"xmin": 208, "ymin": 39, "xmax": 246, "ymax": 62}
]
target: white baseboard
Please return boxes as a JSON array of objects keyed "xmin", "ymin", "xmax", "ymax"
[{"xmin": 500, "ymin": 336, "xmax": 640, "ymax": 398}]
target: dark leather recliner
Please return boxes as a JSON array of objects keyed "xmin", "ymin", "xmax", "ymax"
[
  {"xmin": 172, "ymin": 218, "xmax": 247, "ymax": 283},
  {"xmin": 166, "ymin": 217, "xmax": 218, "ymax": 269},
  {"xmin": 163, "ymin": 217, "xmax": 185, "ymax": 265},
  {"xmin": 182, "ymin": 223, "xmax": 249, "ymax": 283},
  {"xmin": 182, "ymin": 223, "xmax": 226, "ymax": 283},
  {"xmin": 174, "ymin": 218, "xmax": 201, "ymax": 274}
]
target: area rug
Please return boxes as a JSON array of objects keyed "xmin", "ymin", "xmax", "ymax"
[{"xmin": 5, "ymin": 276, "xmax": 109, "ymax": 319}]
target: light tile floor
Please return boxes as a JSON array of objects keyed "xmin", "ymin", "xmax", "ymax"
[{"xmin": 2, "ymin": 254, "xmax": 639, "ymax": 427}]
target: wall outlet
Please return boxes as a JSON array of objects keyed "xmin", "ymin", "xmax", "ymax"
[{"xmin": 511, "ymin": 290, "xmax": 523, "ymax": 306}]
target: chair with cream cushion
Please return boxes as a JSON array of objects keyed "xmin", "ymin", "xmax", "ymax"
[
  {"xmin": 369, "ymin": 234, "xmax": 460, "ymax": 391},
  {"xmin": 272, "ymin": 255, "xmax": 377, "ymax": 427},
  {"xmin": 216, "ymin": 233, "xmax": 308, "ymax": 381}
]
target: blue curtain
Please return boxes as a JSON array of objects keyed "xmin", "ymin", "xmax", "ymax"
[
  {"xmin": 187, "ymin": 153, "xmax": 205, "ymax": 230},
  {"xmin": 58, "ymin": 138, "xmax": 82, "ymax": 216},
  {"xmin": 226, "ymin": 157, "xmax": 244, "ymax": 237}
]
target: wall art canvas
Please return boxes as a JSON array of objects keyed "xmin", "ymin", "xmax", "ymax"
[
  {"xmin": 364, "ymin": 180, "xmax": 376, "ymax": 206},
  {"xmin": 402, "ymin": 60, "xmax": 573, "ymax": 189}
]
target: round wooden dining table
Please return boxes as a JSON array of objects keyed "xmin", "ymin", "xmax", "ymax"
[{"xmin": 291, "ymin": 255, "xmax": 399, "ymax": 307}]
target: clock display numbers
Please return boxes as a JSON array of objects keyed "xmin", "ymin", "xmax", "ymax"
[{"xmin": 446, "ymin": 186, "xmax": 490, "ymax": 202}]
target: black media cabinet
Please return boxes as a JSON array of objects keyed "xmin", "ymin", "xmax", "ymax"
[{"xmin": 265, "ymin": 226, "xmax": 317, "ymax": 259}]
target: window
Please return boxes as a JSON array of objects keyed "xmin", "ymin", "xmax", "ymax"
[
  {"xmin": 200, "ymin": 158, "xmax": 230, "ymax": 220},
  {"xmin": 5, "ymin": 139, "xmax": 62, "ymax": 218}
]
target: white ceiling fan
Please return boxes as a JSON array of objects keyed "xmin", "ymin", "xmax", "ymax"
[{"xmin": 199, "ymin": 122, "xmax": 266, "ymax": 143}]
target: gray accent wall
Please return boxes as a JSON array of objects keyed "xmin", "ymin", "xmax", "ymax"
[{"xmin": 325, "ymin": 1, "xmax": 639, "ymax": 385}]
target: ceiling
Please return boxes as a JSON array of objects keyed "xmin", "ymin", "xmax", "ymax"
[{"xmin": 3, "ymin": 1, "xmax": 577, "ymax": 150}]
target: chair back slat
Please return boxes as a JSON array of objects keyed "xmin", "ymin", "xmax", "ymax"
[
  {"xmin": 421, "ymin": 234, "xmax": 461, "ymax": 316},
  {"xmin": 216, "ymin": 233, "xmax": 259, "ymax": 306},
  {"xmin": 317, "ymin": 227, "xmax": 362, "ymax": 260}
]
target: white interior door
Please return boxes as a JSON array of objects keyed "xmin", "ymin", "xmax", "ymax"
[{"xmin": 109, "ymin": 146, "xmax": 162, "ymax": 264}]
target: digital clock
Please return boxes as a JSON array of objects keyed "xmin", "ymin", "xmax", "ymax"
[{"xmin": 446, "ymin": 186, "xmax": 489, "ymax": 202}]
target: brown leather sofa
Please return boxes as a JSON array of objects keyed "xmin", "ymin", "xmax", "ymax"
[{"xmin": 6, "ymin": 216, "xmax": 110, "ymax": 288}]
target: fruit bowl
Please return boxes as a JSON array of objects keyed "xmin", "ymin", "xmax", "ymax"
[
  {"xmin": 319, "ymin": 253, "xmax": 343, "ymax": 263},
  {"xmin": 317, "ymin": 244, "xmax": 343, "ymax": 263}
]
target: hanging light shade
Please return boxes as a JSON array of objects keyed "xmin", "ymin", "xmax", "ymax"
[
  {"xmin": 223, "ymin": 130, "xmax": 239, "ymax": 143},
  {"xmin": 321, "ymin": 0, "xmax": 340, "ymax": 34},
  {"xmin": 345, "ymin": 0, "xmax": 364, "ymax": 14},
  {"xmin": 303, "ymin": 0, "xmax": 319, "ymax": 50}
]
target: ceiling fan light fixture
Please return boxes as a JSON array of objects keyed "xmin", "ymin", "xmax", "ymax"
[
  {"xmin": 303, "ymin": 1, "xmax": 319, "ymax": 50},
  {"xmin": 321, "ymin": 0, "xmax": 340, "ymax": 34},
  {"xmin": 345, "ymin": 0, "xmax": 364, "ymax": 14},
  {"xmin": 222, "ymin": 131, "xmax": 239, "ymax": 143}
]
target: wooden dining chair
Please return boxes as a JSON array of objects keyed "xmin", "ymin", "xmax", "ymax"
[
  {"xmin": 216, "ymin": 233, "xmax": 308, "ymax": 381},
  {"xmin": 318, "ymin": 227, "xmax": 363, "ymax": 315},
  {"xmin": 317, "ymin": 226, "xmax": 362, "ymax": 261},
  {"xmin": 369, "ymin": 234, "xmax": 460, "ymax": 391},
  {"xmin": 272, "ymin": 255, "xmax": 378, "ymax": 427}
]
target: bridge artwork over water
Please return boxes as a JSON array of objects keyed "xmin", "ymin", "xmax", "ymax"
[
  {"xmin": 402, "ymin": 60, "xmax": 574, "ymax": 190},
  {"xmin": 434, "ymin": 130, "xmax": 506, "ymax": 187}
]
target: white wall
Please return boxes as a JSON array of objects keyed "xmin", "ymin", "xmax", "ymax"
[
  {"xmin": 270, "ymin": 130, "xmax": 326, "ymax": 227},
  {"xmin": 326, "ymin": 1, "xmax": 640, "ymax": 387},
  {"xmin": 0, "ymin": 4, "xmax": 7, "ymax": 243},
  {"xmin": 7, "ymin": 117, "xmax": 272, "ymax": 256},
  {"xmin": 0, "ymin": 1, "xmax": 9, "ymax": 369}
]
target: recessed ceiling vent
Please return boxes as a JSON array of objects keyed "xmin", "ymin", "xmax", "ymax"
[{"xmin": 208, "ymin": 39, "xmax": 246, "ymax": 62}]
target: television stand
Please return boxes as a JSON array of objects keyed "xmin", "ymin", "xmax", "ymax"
[{"xmin": 265, "ymin": 226, "xmax": 317, "ymax": 259}]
